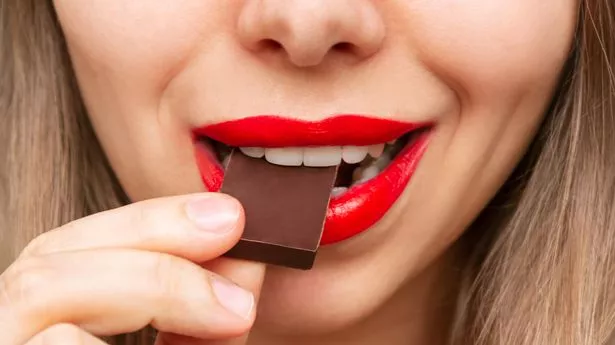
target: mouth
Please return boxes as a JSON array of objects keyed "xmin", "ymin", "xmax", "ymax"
[{"xmin": 193, "ymin": 115, "xmax": 431, "ymax": 245}]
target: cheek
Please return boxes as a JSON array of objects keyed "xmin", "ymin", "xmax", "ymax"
[
  {"xmin": 51, "ymin": 1, "xmax": 235, "ymax": 199},
  {"xmin": 52, "ymin": 0, "xmax": 229, "ymax": 86},
  {"xmin": 398, "ymin": 0, "xmax": 577, "ymax": 101},
  {"xmin": 390, "ymin": 1, "xmax": 577, "ymax": 241}
]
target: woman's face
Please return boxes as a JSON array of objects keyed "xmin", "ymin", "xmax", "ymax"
[{"xmin": 53, "ymin": 0, "xmax": 577, "ymax": 335}]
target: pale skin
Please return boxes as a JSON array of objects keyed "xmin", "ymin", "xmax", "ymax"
[{"xmin": 0, "ymin": 1, "xmax": 578, "ymax": 344}]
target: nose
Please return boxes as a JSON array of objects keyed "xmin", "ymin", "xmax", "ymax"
[{"xmin": 237, "ymin": 0, "xmax": 385, "ymax": 67}]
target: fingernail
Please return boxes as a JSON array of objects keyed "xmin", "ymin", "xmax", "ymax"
[
  {"xmin": 185, "ymin": 196, "xmax": 239, "ymax": 234},
  {"xmin": 211, "ymin": 277, "xmax": 254, "ymax": 319}
]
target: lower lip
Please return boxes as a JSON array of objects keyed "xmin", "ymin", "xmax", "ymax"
[{"xmin": 193, "ymin": 133, "xmax": 430, "ymax": 245}]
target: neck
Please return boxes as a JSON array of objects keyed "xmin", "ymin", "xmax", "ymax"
[{"xmin": 248, "ymin": 248, "xmax": 461, "ymax": 345}]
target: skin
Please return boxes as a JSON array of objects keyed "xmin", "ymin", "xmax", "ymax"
[{"xmin": 0, "ymin": 1, "xmax": 578, "ymax": 344}]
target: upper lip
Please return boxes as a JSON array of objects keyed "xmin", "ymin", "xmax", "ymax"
[{"xmin": 193, "ymin": 114, "xmax": 428, "ymax": 147}]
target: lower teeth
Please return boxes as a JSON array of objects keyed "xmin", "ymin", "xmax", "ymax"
[
  {"xmin": 331, "ymin": 187, "xmax": 349, "ymax": 197},
  {"xmin": 348, "ymin": 145, "xmax": 396, "ymax": 187},
  {"xmin": 331, "ymin": 152, "xmax": 392, "ymax": 197},
  {"xmin": 347, "ymin": 131, "xmax": 418, "ymax": 188},
  {"xmin": 355, "ymin": 165, "xmax": 381, "ymax": 184}
]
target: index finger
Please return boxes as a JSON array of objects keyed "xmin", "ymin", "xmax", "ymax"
[{"xmin": 20, "ymin": 193, "xmax": 244, "ymax": 264}]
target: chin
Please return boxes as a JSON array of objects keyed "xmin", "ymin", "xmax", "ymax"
[{"xmin": 255, "ymin": 262, "xmax": 388, "ymax": 335}]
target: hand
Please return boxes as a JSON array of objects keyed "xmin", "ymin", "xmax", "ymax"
[{"xmin": 0, "ymin": 193, "xmax": 266, "ymax": 345}]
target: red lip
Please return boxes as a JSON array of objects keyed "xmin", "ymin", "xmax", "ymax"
[
  {"xmin": 194, "ymin": 115, "xmax": 424, "ymax": 147},
  {"xmin": 193, "ymin": 115, "xmax": 430, "ymax": 245}
]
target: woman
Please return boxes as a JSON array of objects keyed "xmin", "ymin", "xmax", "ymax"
[{"xmin": 1, "ymin": 1, "xmax": 614, "ymax": 344}]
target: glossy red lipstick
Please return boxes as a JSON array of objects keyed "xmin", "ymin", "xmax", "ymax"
[
  {"xmin": 193, "ymin": 115, "xmax": 430, "ymax": 245},
  {"xmin": 194, "ymin": 115, "xmax": 424, "ymax": 147},
  {"xmin": 324, "ymin": 134, "xmax": 428, "ymax": 243}
]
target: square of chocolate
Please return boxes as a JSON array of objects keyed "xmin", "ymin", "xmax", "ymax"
[{"xmin": 221, "ymin": 150, "xmax": 338, "ymax": 269}]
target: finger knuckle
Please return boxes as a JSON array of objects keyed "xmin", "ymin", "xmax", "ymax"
[
  {"xmin": 20, "ymin": 233, "xmax": 51, "ymax": 258},
  {"xmin": 0, "ymin": 257, "xmax": 55, "ymax": 310},
  {"xmin": 149, "ymin": 253, "xmax": 184, "ymax": 299},
  {"xmin": 30, "ymin": 323, "xmax": 89, "ymax": 345},
  {"xmin": 130, "ymin": 201, "xmax": 162, "ymax": 242},
  {"xmin": 20, "ymin": 221, "xmax": 79, "ymax": 258}
]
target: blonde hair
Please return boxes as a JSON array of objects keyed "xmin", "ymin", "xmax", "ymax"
[{"xmin": 1, "ymin": 1, "xmax": 614, "ymax": 344}]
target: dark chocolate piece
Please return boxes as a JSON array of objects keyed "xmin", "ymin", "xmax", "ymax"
[{"xmin": 221, "ymin": 150, "xmax": 338, "ymax": 270}]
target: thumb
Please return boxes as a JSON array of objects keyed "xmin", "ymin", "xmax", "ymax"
[
  {"xmin": 203, "ymin": 259, "xmax": 266, "ymax": 345},
  {"xmin": 155, "ymin": 259, "xmax": 266, "ymax": 345}
]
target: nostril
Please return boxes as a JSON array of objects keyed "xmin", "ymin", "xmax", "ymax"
[
  {"xmin": 257, "ymin": 38, "xmax": 284, "ymax": 52},
  {"xmin": 332, "ymin": 42, "xmax": 357, "ymax": 54},
  {"xmin": 257, "ymin": 39, "xmax": 356, "ymax": 57},
  {"xmin": 237, "ymin": 1, "xmax": 385, "ymax": 67}
]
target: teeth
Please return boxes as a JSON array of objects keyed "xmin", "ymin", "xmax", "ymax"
[
  {"xmin": 239, "ymin": 147, "xmax": 265, "ymax": 158},
  {"xmin": 342, "ymin": 146, "xmax": 368, "ymax": 164},
  {"xmin": 368, "ymin": 144, "xmax": 385, "ymax": 158},
  {"xmin": 374, "ymin": 154, "xmax": 392, "ymax": 170},
  {"xmin": 358, "ymin": 165, "xmax": 380, "ymax": 183},
  {"xmin": 388, "ymin": 139, "xmax": 396, "ymax": 145},
  {"xmin": 303, "ymin": 147, "xmax": 342, "ymax": 167},
  {"xmin": 351, "ymin": 150, "xmax": 392, "ymax": 185},
  {"xmin": 331, "ymin": 187, "xmax": 348, "ymax": 197},
  {"xmin": 237, "ymin": 141, "xmax": 394, "ymax": 167},
  {"xmin": 265, "ymin": 147, "xmax": 303, "ymax": 166}
]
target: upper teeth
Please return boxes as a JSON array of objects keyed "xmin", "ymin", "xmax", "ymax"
[{"xmin": 239, "ymin": 144, "xmax": 388, "ymax": 167}]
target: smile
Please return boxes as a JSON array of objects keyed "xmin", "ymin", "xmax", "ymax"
[{"xmin": 193, "ymin": 115, "xmax": 431, "ymax": 245}]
